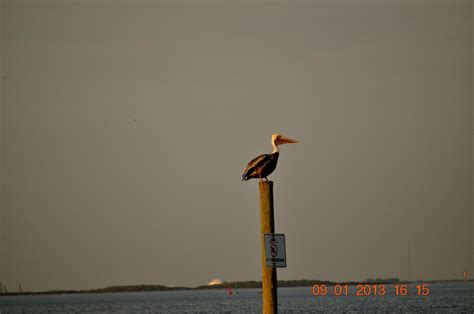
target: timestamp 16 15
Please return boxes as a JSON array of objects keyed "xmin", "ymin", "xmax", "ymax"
[{"xmin": 312, "ymin": 284, "xmax": 430, "ymax": 297}]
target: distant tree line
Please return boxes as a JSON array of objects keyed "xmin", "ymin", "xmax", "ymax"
[
  {"xmin": 364, "ymin": 278, "xmax": 400, "ymax": 284},
  {"xmin": 10, "ymin": 277, "xmax": 474, "ymax": 297},
  {"xmin": 94, "ymin": 285, "xmax": 188, "ymax": 293}
]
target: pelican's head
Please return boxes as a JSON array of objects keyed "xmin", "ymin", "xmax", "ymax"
[{"xmin": 271, "ymin": 133, "xmax": 298, "ymax": 146}]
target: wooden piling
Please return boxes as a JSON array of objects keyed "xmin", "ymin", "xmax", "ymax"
[{"xmin": 259, "ymin": 181, "xmax": 277, "ymax": 314}]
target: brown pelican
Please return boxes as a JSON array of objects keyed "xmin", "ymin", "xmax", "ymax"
[{"xmin": 242, "ymin": 134, "xmax": 298, "ymax": 182}]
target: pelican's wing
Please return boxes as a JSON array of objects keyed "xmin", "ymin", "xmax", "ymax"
[{"xmin": 242, "ymin": 154, "xmax": 271, "ymax": 180}]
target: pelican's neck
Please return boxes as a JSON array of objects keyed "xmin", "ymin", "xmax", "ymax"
[{"xmin": 271, "ymin": 140, "xmax": 279, "ymax": 154}]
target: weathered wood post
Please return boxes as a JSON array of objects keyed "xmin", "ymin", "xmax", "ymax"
[{"xmin": 259, "ymin": 181, "xmax": 277, "ymax": 314}]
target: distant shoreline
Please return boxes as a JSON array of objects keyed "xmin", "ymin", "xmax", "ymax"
[{"xmin": 1, "ymin": 279, "xmax": 471, "ymax": 297}]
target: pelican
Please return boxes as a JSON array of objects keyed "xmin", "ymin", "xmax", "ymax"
[{"xmin": 242, "ymin": 134, "xmax": 298, "ymax": 182}]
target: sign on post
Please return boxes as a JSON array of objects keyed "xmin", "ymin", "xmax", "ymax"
[{"xmin": 264, "ymin": 233, "xmax": 286, "ymax": 268}]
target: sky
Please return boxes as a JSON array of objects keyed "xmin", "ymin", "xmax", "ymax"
[{"xmin": 0, "ymin": 0, "xmax": 472, "ymax": 292}]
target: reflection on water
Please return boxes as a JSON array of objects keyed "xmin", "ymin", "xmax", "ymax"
[{"xmin": 0, "ymin": 282, "xmax": 473, "ymax": 313}]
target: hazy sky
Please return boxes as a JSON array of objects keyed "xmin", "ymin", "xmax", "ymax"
[{"xmin": 1, "ymin": 0, "xmax": 472, "ymax": 292}]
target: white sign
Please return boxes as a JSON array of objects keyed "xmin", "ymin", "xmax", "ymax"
[{"xmin": 264, "ymin": 233, "xmax": 286, "ymax": 268}]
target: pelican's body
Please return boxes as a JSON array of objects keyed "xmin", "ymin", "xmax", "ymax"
[{"xmin": 242, "ymin": 134, "xmax": 297, "ymax": 181}]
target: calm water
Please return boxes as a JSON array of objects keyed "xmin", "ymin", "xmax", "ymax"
[{"xmin": 1, "ymin": 282, "xmax": 473, "ymax": 313}]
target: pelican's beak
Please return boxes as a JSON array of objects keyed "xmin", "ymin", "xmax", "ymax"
[{"xmin": 276, "ymin": 136, "xmax": 298, "ymax": 145}]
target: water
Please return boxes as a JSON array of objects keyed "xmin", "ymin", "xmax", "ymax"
[{"xmin": 1, "ymin": 282, "xmax": 473, "ymax": 313}]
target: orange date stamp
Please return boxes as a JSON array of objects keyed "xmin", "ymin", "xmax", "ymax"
[{"xmin": 312, "ymin": 284, "xmax": 430, "ymax": 297}]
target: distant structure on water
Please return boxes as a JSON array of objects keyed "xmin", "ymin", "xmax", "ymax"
[{"xmin": 207, "ymin": 278, "xmax": 223, "ymax": 286}]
